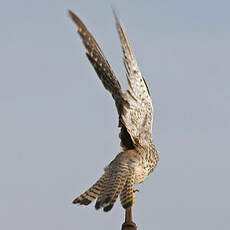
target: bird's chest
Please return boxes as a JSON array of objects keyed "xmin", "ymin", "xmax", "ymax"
[{"xmin": 133, "ymin": 164, "xmax": 149, "ymax": 184}]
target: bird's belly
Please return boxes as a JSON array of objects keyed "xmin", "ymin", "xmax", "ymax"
[{"xmin": 133, "ymin": 165, "xmax": 149, "ymax": 184}]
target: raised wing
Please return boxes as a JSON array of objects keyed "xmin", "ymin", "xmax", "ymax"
[
  {"xmin": 68, "ymin": 10, "xmax": 124, "ymax": 115},
  {"xmin": 113, "ymin": 11, "xmax": 154, "ymax": 147},
  {"xmin": 69, "ymin": 10, "xmax": 134, "ymax": 149},
  {"xmin": 69, "ymin": 10, "xmax": 153, "ymax": 150}
]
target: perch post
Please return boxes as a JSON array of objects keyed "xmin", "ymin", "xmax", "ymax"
[{"xmin": 121, "ymin": 207, "xmax": 137, "ymax": 230}]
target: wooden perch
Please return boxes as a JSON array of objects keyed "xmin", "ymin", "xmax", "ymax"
[{"xmin": 121, "ymin": 207, "xmax": 137, "ymax": 230}]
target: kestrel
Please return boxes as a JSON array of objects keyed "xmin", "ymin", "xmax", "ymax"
[{"xmin": 69, "ymin": 10, "xmax": 159, "ymax": 212}]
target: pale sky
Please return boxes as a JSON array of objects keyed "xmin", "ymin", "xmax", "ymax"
[{"xmin": 1, "ymin": 0, "xmax": 230, "ymax": 229}]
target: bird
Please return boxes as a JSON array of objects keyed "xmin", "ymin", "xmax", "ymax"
[{"xmin": 68, "ymin": 9, "xmax": 159, "ymax": 212}]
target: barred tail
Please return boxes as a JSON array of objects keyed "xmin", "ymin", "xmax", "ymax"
[
  {"xmin": 103, "ymin": 174, "xmax": 127, "ymax": 212},
  {"xmin": 120, "ymin": 172, "xmax": 135, "ymax": 209},
  {"xmin": 72, "ymin": 168, "xmax": 135, "ymax": 212},
  {"xmin": 95, "ymin": 168, "xmax": 129, "ymax": 211},
  {"xmin": 72, "ymin": 174, "xmax": 106, "ymax": 205}
]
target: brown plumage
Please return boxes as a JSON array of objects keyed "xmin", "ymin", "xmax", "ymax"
[
  {"xmin": 120, "ymin": 172, "xmax": 135, "ymax": 209},
  {"xmin": 69, "ymin": 10, "xmax": 159, "ymax": 212}
]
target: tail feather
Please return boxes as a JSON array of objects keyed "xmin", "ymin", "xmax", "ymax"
[
  {"xmin": 73, "ymin": 164, "xmax": 133, "ymax": 212},
  {"xmin": 95, "ymin": 167, "xmax": 129, "ymax": 210},
  {"xmin": 103, "ymin": 173, "xmax": 127, "ymax": 212},
  {"xmin": 95, "ymin": 172, "xmax": 111, "ymax": 209},
  {"xmin": 100, "ymin": 174, "xmax": 120, "ymax": 207},
  {"xmin": 120, "ymin": 171, "xmax": 135, "ymax": 209},
  {"xmin": 72, "ymin": 174, "xmax": 105, "ymax": 205}
]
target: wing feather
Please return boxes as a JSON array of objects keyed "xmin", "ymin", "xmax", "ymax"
[
  {"xmin": 113, "ymin": 11, "xmax": 154, "ymax": 147},
  {"xmin": 69, "ymin": 10, "xmax": 154, "ymax": 149},
  {"xmin": 69, "ymin": 10, "xmax": 124, "ymax": 115}
]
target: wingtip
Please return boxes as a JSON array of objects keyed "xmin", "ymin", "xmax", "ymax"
[
  {"xmin": 68, "ymin": 9, "xmax": 76, "ymax": 23},
  {"xmin": 68, "ymin": 9, "xmax": 74, "ymax": 18},
  {"xmin": 111, "ymin": 6, "xmax": 117, "ymax": 18},
  {"xmin": 68, "ymin": 9, "xmax": 78, "ymax": 20},
  {"xmin": 111, "ymin": 6, "xmax": 120, "ymax": 25},
  {"xmin": 68, "ymin": 10, "xmax": 84, "ymax": 30}
]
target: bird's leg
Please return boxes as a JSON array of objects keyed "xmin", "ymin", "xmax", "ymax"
[
  {"xmin": 122, "ymin": 189, "xmax": 138, "ymax": 229},
  {"xmin": 131, "ymin": 188, "xmax": 139, "ymax": 206}
]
